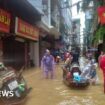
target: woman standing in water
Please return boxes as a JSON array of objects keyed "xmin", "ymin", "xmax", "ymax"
[{"xmin": 41, "ymin": 49, "xmax": 55, "ymax": 79}]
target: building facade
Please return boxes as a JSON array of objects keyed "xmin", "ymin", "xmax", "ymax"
[
  {"xmin": 84, "ymin": 1, "xmax": 94, "ymax": 49},
  {"xmin": 71, "ymin": 0, "xmax": 85, "ymax": 52},
  {"xmin": 0, "ymin": 0, "xmax": 41, "ymax": 70},
  {"xmin": 0, "ymin": 0, "xmax": 71, "ymax": 69},
  {"xmin": 58, "ymin": 0, "xmax": 72, "ymax": 51},
  {"xmin": 20, "ymin": 0, "xmax": 60, "ymax": 66}
]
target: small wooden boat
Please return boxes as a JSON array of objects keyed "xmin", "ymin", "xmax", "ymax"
[{"xmin": 63, "ymin": 63, "xmax": 89, "ymax": 88}]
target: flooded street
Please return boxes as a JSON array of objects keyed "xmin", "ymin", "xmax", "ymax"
[
  {"xmin": 0, "ymin": 64, "xmax": 105, "ymax": 105},
  {"xmin": 23, "ymin": 64, "xmax": 105, "ymax": 105},
  {"xmin": 0, "ymin": 0, "xmax": 105, "ymax": 105}
]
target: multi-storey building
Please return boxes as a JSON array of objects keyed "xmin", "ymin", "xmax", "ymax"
[
  {"xmin": 84, "ymin": 1, "xmax": 94, "ymax": 49},
  {"xmin": 58, "ymin": 0, "xmax": 72, "ymax": 51},
  {"xmin": 0, "ymin": 0, "xmax": 61, "ymax": 69},
  {"xmin": 71, "ymin": 0, "xmax": 85, "ymax": 51},
  {"xmin": 28, "ymin": 0, "xmax": 61, "ymax": 64}
]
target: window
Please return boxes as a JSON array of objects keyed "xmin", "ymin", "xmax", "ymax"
[{"xmin": 42, "ymin": 0, "xmax": 48, "ymax": 15}]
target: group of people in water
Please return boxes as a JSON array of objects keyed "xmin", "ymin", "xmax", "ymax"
[
  {"xmin": 41, "ymin": 48, "xmax": 105, "ymax": 93},
  {"xmin": 62, "ymin": 51, "xmax": 98, "ymax": 85},
  {"xmin": 41, "ymin": 48, "xmax": 80, "ymax": 79}
]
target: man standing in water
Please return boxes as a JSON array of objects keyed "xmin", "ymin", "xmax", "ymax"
[{"xmin": 41, "ymin": 49, "xmax": 55, "ymax": 79}]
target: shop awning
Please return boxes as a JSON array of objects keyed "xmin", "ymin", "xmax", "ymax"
[
  {"xmin": 37, "ymin": 21, "xmax": 60, "ymax": 38},
  {"xmin": 37, "ymin": 21, "xmax": 50, "ymax": 33}
]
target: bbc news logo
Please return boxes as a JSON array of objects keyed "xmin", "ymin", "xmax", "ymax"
[{"xmin": 0, "ymin": 90, "xmax": 14, "ymax": 98}]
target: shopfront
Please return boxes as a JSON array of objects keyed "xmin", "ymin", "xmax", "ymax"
[
  {"xmin": 15, "ymin": 17, "xmax": 39, "ymax": 69},
  {"xmin": 3, "ymin": 36, "xmax": 26, "ymax": 70},
  {"xmin": 2, "ymin": 16, "xmax": 39, "ymax": 70},
  {"xmin": 0, "ymin": 0, "xmax": 41, "ymax": 69},
  {"xmin": 0, "ymin": 8, "xmax": 11, "ymax": 62}
]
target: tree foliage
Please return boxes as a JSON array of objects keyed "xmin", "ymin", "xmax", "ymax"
[{"xmin": 93, "ymin": 25, "xmax": 105, "ymax": 44}]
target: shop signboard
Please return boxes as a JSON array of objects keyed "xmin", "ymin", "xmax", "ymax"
[
  {"xmin": 0, "ymin": 9, "xmax": 11, "ymax": 33},
  {"xmin": 15, "ymin": 17, "xmax": 39, "ymax": 41}
]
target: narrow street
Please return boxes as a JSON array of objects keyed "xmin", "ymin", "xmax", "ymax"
[
  {"xmin": 1, "ymin": 0, "xmax": 105, "ymax": 105},
  {"xmin": 1, "ymin": 64, "xmax": 103, "ymax": 105}
]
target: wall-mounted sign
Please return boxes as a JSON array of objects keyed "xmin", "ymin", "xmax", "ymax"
[
  {"xmin": 15, "ymin": 17, "xmax": 39, "ymax": 41},
  {"xmin": 0, "ymin": 9, "xmax": 11, "ymax": 33}
]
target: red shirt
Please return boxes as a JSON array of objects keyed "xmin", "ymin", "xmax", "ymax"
[{"xmin": 99, "ymin": 55, "xmax": 105, "ymax": 71}]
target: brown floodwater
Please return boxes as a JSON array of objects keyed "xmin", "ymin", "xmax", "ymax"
[{"xmin": 0, "ymin": 62, "xmax": 105, "ymax": 105}]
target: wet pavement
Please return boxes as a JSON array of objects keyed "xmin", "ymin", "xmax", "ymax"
[{"xmin": 0, "ymin": 62, "xmax": 105, "ymax": 105}]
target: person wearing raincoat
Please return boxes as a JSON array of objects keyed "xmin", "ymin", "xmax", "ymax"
[
  {"xmin": 80, "ymin": 60, "xmax": 91, "ymax": 82},
  {"xmin": 41, "ymin": 49, "xmax": 55, "ymax": 79}
]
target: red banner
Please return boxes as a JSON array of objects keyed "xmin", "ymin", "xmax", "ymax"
[
  {"xmin": 15, "ymin": 17, "xmax": 39, "ymax": 41},
  {"xmin": 0, "ymin": 9, "xmax": 11, "ymax": 33},
  {"xmin": 97, "ymin": 6, "xmax": 105, "ymax": 24}
]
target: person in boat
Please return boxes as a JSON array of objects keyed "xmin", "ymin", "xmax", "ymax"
[
  {"xmin": 71, "ymin": 64, "xmax": 81, "ymax": 82},
  {"xmin": 41, "ymin": 49, "xmax": 55, "ymax": 79},
  {"xmin": 62, "ymin": 55, "xmax": 73, "ymax": 79},
  {"xmin": 64, "ymin": 52, "xmax": 70, "ymax": 61}
]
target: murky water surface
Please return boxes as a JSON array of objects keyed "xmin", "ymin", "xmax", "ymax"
[{"xmin": 0, "ymin": 58, "xmax": 105, "ymax": 105}]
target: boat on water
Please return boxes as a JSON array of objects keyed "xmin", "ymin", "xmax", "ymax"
[{"xmin": 62, "ymin": 63, "xmax": 90, "ymax": 88}]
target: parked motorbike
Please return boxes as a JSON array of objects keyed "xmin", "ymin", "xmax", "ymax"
[{"xmin": 0, "ymin": 63, "xmax": 31, "ymax": 105}]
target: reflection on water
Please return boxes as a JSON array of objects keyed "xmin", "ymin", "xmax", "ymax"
[{"xmin": 58, "ymin": 96, "xmax": 97, "ymax": 105}]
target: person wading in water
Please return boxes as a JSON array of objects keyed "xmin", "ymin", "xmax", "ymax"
[{"xmin": 41, "ymin": 49, "xmax": 55, "ymax": 79}]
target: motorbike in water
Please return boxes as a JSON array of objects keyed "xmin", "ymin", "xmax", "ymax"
[
  {"xmin": 0, "ymin": 63, "xmax": 31, "ymax": 105},
  {"xmin": 62, "ymin": 63, "xmax": 89, "ymax": 88}
]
